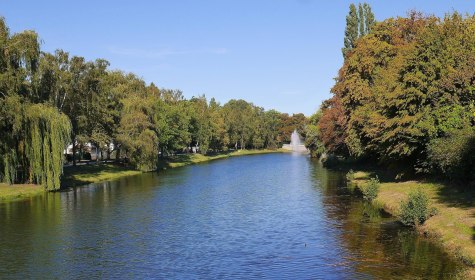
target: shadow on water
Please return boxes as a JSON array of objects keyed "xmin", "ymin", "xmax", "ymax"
[{"xmin": 309, "ymin": 158, "xmax": 463, "ymax": 279}]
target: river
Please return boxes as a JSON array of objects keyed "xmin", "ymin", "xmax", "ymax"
[{"xmin": 0, "ymin": 153, "xmax": 462, "ymax": 279}]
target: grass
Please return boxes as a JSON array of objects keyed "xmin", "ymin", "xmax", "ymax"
[
  {"xmin": 62, "ymin": 163, "xmax": 142, "ymax": 187},
  {"xmin": 351, "ymin": 171, "xmax": 475, "ymax": 276},
  {"xmin": 0, "ymin": 183, "xmax": 44, "ymax": 202}
]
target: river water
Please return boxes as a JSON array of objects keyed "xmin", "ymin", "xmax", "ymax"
[{"xmin": 0, "ymin": 153, "xmax": 462, "ymax": 279}]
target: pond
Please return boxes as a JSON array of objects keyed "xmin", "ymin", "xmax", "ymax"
[{"xmin": 0, "ymin": 153, "xmax": 462, "ymax": 279}]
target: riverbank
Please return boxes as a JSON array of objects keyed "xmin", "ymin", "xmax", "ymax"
[
  {"xmin": 351, "ymin": 171, "xmax": 475, "ymax": 276},
  {"xmin": 0, "ymin": 183, "xmax": 44, "ymax": 202},
  {"xmin": 61, "ymin": 149, "xmax": 287, "ymax": 188},
  {"xmin": 0, "ymin": 149, "xmax": 286, "ymax": 197},
  {"xmin": 157, "ymin": 149, "xmax": 287, "ymax": 169}
]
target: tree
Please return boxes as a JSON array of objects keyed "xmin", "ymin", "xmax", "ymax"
[
  {"xmin": 0, "ymin": 17, "xmax": 71, "ymax": 191},
  {"xmin": 278, "ymin": 113, "xmax": 308, "ymax": 144},
  {"xmin": 342, "ymin": 3, "xmax": 376, "ymax": 58},
  {"xmin": 116, "ymin": 95, "xmax": 158, "ymax": 171},
  {"xmin": 358, "ymin": 4, "xmax": 365, "ymax": 37},
  {"xmin": 262, "ymin": 110, "xmax": 282, "ymax": 149},
  {"xmin": 208, "ymin": 98, "xmax": 229, "ymax": 152},
  {"xmin": 188, "ymin": 95, "xmax": 211, "ymax": 154},
  {"xmin": 321, "ymin": 11, "xmax": 475, "ymax": 179},
  {"xmin": 342, "ymin": 3, "xmax": 359, "ymax": 58},
  {"xmin": 363, "ymin": 3, "xmax": 375, "ymax": 34},
  {"xmin": 222, "ymin": 99, "xmax": 254, "ymax": 150},
  {"xmin": 305, "ymin": 110, "xmax": 325, "ymax": 158}
]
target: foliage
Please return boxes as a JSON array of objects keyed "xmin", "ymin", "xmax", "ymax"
[
  {"xmin": 278, "ymin": 113, "xmax": 308, "ymax": 144},
  {"xmin": 342, "ymin": 2, "xmax": 375, "ymax": 58},
  {"xmin": 320, "ymin": 11, "xmax": 475, "ymax": 180},
  {"xmin": 426, "ymin": 127, "xmax": 475, "ymax": 180},
  {"xmin": 346, "ymin": 169, "xmax": 355, "ymax": 182},
  {"xmin": 362, "ymin": 177, "xmax": 380, "ymax": 201},
  {"xmin": 342, "ymin": 3, "xmax": 358, "ymax": 58},
  {"xmin": 0, "ymin": 17, "xmax": 308, "ymax": 187},
  {"xmin": 399, "ymin": 188, "xmax": 430, "ymax": 227},
  {"xmin": 304, "ymin": 110, "xmax": 325, "ymax": 158},
  {"xmin": 23, "ymin": 104, "xmax": 71, "ymax": 190}
]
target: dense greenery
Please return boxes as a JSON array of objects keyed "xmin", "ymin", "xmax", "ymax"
[
  {"xmin": 313, "ymin": 10, "xmax": 475, "ymax": 181},
  {"xmin": 0, "ymin": 20, "xmax": 71, "ymax": 190},
  {"xmin": 342, "ymin": 2, "xmax": 375, "ymax": 58},
  {"xmin": 0, "ymin": 17, "xmax": 307, "ymax": 190},
  {"xmin": 362, "ymin": 177, "xmax": 380, "ymax": 202},
  {"xmin": 399, "ymin": 188, "xmax": 431, "ymax": 227}
]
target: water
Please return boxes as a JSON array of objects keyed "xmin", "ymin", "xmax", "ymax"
[
  {"xmin": 0, "ymin": 154, "xmax": 462, "ymax": 279},
  {"xmin": 282, "ymin": 130, "xmax": 307, "ymax": 152}
]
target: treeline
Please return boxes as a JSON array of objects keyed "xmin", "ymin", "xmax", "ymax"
[
  {"xmin": 0, "ymin": 18, "xmax": 307, "ymax": 190},
  {"xmin": 309, "ymin": 10, "xmax": 475, "ymax": 181}
]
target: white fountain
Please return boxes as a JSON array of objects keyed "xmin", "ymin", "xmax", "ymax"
[{"xmin": 282, "ymin": 129, "xmax": 308, "ymax": 152}]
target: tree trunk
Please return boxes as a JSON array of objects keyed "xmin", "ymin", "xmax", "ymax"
[
  {"xmin": 107, "ymin": 146, "xmax": 111, "ymax": 160},
  {"xmin": 72, "ymin": 137, "xmax": 77, "ymax": 166}
]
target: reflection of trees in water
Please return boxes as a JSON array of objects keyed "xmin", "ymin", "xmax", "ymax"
[
  {"xmin": 309, "ymin": 161, "xmax": 462, "ymax": 279},
  {"xmin": 0, "ymin": 194, "xmax": 62, "ymax": 277},
  {"xmin": 0, "ymin": 172, "xmax": 165, "ymax": 278}
]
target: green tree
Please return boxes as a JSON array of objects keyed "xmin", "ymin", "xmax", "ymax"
[
  {"xmin": 188, "ymin": 95, "xmax": 211, "ymax": 154},
  {"xmin": 358, "ymin": 4, "xmax": 365, "ymax": 37},
  {"xmin": 305, "ymin": 110, "xmax": 325, "ymax": 158},
  {"xmin": 363, "ymin": 3, "xmax": 375, "ymax": 34},
  {"xmin": 342, "ymin": 3, "xmax": 375, "ymax": 58},
  {"xmin": 342, "ymin": 3, "xmax": 358, "ymax": 58}
]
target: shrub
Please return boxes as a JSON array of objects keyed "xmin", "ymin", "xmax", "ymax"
[
  {"xmin": 399, "ymin": 188, "xmax": 430, "ymax": 227},
  {"xmin": 362, "ymin": 177, "xmax": 380, "ymax": 201},
  {"xmin": 346, "ymin": 169, "xmax": 355, "ymax": 181},
  {"xmin": 426, "ymin": 128, "xmax": 475, "ymax": 181}
]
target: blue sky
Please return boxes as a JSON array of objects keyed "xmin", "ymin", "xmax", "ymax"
[{"xmin": 3, "ymin": 1, "xmax": 475, "ymax": 115}]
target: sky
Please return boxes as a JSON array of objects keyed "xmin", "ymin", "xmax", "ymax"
[{"xmin": 2, "ymin": 1, "xmax": 475, "ymax": 115}]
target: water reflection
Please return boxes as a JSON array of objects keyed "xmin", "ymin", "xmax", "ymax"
[
  {"xmin": 310, "ymin": 161, "xmax": 461, "ymax": 279},
  {"xmin": 0, "ymin": 154, "xmax": 463, "ymax": 279}
]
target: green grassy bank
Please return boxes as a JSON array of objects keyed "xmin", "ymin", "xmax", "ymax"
[
  {"xmin": 351, "ymin": 171, "xmax": 475, "ymax": 277},
  {"xmin": 0, "ymin": 183, "xmax": 44, "ymax": 202},
  {"xmin": 61, "ymin": 164, "xmax": 143, "ymax": 187}
]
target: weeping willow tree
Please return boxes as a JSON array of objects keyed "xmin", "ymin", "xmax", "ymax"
[
  {"xmin": 0, "ymin": 17, "xmax": 71, "ymax": 190},
  {"xmin": 23, "ymin": 104, "xmax": 71, "ymax": 190},
  {"xmin": 0, "ymin": 103, "xmax": 71, "ymax": 191}
]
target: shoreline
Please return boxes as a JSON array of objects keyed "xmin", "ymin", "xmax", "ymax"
[
  {"xmin": 0, "ymin": 149, "xmax": 287, "ymax": 202},
  {"xmin": 64, "ymin": 149, "xmax": 288, "ymax": 188},
  {"xmin": 350, "ymin": 171, "xmax": 475, "ymax": 276},
  {"xmin": 0, "ymin": 183, "xmax": 45, "ymax": 203}
]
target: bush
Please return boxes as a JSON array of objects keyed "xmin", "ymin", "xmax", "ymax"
[
  {"xmin": 362, "ymin": 177, "xmax": 380, "ymax": 201},
  {"xmin": 426, "ymin": 128, "xmax": 475, "ymax": 181},
  {"xmin": 399, "ymin": 188, "xmax": 430, "ymax": 227},
  {"xmin": 346, "ymin": 169, "xmax": 355, "ymax": 182}
]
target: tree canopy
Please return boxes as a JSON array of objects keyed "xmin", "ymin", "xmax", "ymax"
[
  {"xmin": 0, "ymin": 17, "xmax": 308, "ymax": 189},
  {"xmin": 319, "ymin": 11, "xmax": 475, "ymax": 180}
]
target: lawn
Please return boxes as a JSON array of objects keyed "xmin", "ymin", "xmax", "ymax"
[
  {"xmin": 62, "ymin": 163, "xmax": 142, "ymax": 187},
  {"xmin": 352, "ymin": 171, "xmax": 475, "ymax": 275},
  {"xmin": 0, "ymin": 183, "xmax": 44, "ymax": 202}
]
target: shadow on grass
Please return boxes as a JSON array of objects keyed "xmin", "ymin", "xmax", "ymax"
[
  {"xmin": 434, "ymin": 181, "xmax": 475, "ymax": 209},
  {"xmin": 61, "ymin": 162, "xmax": 138, "ymax": 188},
  {"xmin": 157, "ymin": 154, "xmax": 195, "ymax": 169}
]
